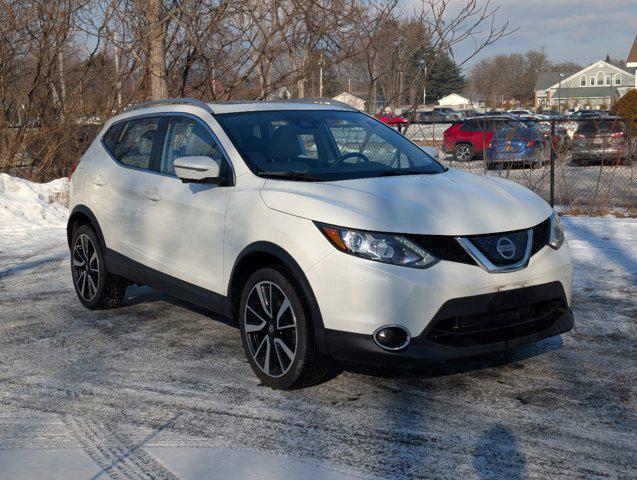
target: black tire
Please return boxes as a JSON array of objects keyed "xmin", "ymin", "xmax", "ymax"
[
  {"xmin": 70, "ymin": 224, "xmax": 128, "ymax": 309},
  {"xmin": 239, "ymin": 267, "xmax": 331, "ymax": 390},
  {"xmin": 453, "ymin": 143, "xmax": 474, "ymax": 162}
]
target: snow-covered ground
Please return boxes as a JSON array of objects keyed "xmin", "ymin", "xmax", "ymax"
[{"xmin": 0, "ymin": 175, "xmax": 635, "ymax": 479}]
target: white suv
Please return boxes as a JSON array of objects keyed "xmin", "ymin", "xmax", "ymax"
[{"xmin": 68, "ymin": 98, "xmax": 574, "ymax": 389}]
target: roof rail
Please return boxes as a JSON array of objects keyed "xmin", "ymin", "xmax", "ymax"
[
  {"xmin": 281, "ymin": 97, "xmax": 358, "ymax": 111},
  {"xmin": 123, "ymin": 98, "xmax": 214, "ymax": 115}
]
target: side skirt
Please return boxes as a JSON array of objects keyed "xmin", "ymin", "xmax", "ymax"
[{"xmin": 105, "ymin": 249, "xmax": 232, "ymax": 318}]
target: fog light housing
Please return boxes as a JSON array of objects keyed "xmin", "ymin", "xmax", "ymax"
[{"xmin": 373, "ymin": 325, "xmax": 411, "ymax": 351}]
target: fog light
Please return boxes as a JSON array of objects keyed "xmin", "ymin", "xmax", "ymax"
[{"xmin": 373, "ymin": 325, "xmax": 411, "ymax": 351}]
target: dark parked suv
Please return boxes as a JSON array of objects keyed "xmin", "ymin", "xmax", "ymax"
[
  {"xmin": 443, "ymin": 117, "xmax": 520, "ymax": 161},
  {"xmin": 572, "ymin": 117, "xmax": 636, "ymax": 165}
]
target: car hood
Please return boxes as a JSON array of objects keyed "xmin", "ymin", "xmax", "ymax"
[{"xmin": 260, "ymin": 168, "xmax": 552, "ymax": 236}]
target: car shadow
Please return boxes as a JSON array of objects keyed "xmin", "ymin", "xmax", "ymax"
[
  {"xmin": 121, "ymin": 284, "xmax": 238, "ymax": 330},
  {"xmin": 473, "ymin": 424, "xmax": 527, "ymax": 479},
  {"xmin": 117, "ymin": 284, "xmax": 566, "ymax": 384}
]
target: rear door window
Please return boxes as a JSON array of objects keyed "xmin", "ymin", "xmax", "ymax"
[{"xmin": 113, "ymin": 117, "xmax": 161, "ymax": 169}]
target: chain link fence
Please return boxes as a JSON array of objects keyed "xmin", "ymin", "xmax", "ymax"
[{"xmin": 400, "ymin": 116, "xmax": 636, "ymax": 213}]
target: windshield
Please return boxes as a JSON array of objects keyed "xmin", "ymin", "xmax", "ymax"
[{"xmin": 216, "ymin": 110, "xmax": 445, "ymax": 181}]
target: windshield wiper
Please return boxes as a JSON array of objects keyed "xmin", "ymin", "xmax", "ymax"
[
  {"xmin": 373, "ymin": 168, "xmax": 432, "ymax": 177},
  {"xmin": 259, "ymin": 171, "xmax": 325, "ymax": 181}
]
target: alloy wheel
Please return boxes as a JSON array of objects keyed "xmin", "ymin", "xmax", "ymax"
[
  {"xmin": 455, "ymin": 144, "xmax": 472, "ymax": 161},
  {"xmin": 244, "ymin": 281, "xmax": 298, "ymax": 378},
  {"xmin": 72, "ymin": 234, "xmax": 100, "ymax": 301}
]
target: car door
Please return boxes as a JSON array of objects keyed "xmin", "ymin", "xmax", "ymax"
[
  {"xmin": 140, "ymin": 114, "xmax": 232, "ymax": 294},
  {"xmin": 91, "ymin": 116, "xmax": 162, "ymax": 263}
]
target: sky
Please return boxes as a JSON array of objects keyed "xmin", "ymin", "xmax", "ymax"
[{"xmin": 405, "ymin": 0, "xmax": 637, "ymax": 71}]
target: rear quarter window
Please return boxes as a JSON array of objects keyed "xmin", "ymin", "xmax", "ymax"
[{"xmin": 102, "ymin": 123, "xmax": 121, "ymax": 156}]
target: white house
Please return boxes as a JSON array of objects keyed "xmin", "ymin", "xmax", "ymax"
[
  {"xmin": 333, "ymin": 92, "xmax": 365, "ymax": 111},
  {"xmin": 437, "ymin": 93, "xmax": 471, "ymax": 109},
  {"xmin": 534, "ymin": 59, "xmax": 635, "ymax": 109}
]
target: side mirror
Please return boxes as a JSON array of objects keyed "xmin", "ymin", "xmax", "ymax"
[
  {"xmin": 421, "ymin": 146, "xmax": 440, "ymax": 160},
  {"xmin": 174, "ymin": 156, "xmax": 222, "ymax": 184}
]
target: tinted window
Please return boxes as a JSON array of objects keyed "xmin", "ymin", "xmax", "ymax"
[
  {"xmin": 460, "ymin": 121, "xmax": 478, "ymax": 131},
  {"xmin": 113, "ymin": 117, "xmax": 160, "ymax": 169},
  {"xmin": 160, "ymin": 117, "xmax": 222, "ymax": 175},
  {"xmin": 217, "ymin": 110, "xmax": 444, "ymax": 181},
  {"xmin": 577, "ymin": 119, "xmax": 624, "ymax": 135}
]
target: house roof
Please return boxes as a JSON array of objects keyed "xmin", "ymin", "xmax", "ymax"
[
  {"xmin": 333, "ymin": 92, "xmax": 365, "ymax": 102},
  {"xmin": 535, "ymin": 71, "xmax": 577, "ymax": 91},
  {"xmin": 438, "ymin": 93, "xmax": 470, "ymax": 102},
  {"xmin": 628, "ymin": 34, "xmax": 637, "ymax": 66}
]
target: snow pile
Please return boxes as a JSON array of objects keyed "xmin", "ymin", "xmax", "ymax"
[{"xmin": 0, "ymin": 174, "xmax": 69, "ymax": 250}]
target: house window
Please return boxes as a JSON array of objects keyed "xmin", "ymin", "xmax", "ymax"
[
  {"xmin": 614, "ymin": 74, "xmax": 621, "ymax": 86},
  {"xmin": 590, "ymin": 76, "xmax": 595, "ymax": 86},
  {"xmin": 596, "ymin": 72, "xmax": 604, "ymax": 85},
  {"xmin": 580, "ymin": 75, "xmax": 586, "ymax": 86},
  {"xmin": 606, "ymin": 75, "xmax": 611, "ymax": 85}
]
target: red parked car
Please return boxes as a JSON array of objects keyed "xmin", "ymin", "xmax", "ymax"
[
  {"xmin": 374, "ymin": 113, "xmax": 408, "ymax": 125},
  {"xmin": 443, "ymin": 117, "xmax": 520, "ymax": 161}
]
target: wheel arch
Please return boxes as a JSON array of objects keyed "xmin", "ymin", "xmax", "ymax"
[
  {"xmin": 67, "ymin": 205, "xmax": 107, "ymax": 252},
  {"xmin": 228, "ymin": 242, "xmax": 327, "ymax": 354}
]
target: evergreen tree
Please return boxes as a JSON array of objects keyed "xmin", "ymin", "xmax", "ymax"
[{"xmin": 425, "ymin": 53, "xmax": 466, "ymax": 102}]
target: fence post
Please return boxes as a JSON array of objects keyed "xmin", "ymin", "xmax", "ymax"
[{"xmin": 549, "ymin": 119, "xmax": 556, "ymax": 207}]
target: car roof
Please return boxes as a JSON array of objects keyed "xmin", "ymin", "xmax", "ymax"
[
  {"xmin": 207, "ymin": 100, "xmax": 354, "ymax": 114},
  {"xmin": 462, "ymin": 115, "xmax": 515, "ymax": 121},
  {"xmin": 107, "ymin": 98, "xmax": 357, "ymax": 125}
]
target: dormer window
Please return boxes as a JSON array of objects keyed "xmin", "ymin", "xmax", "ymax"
[
  {"xmin": 606, "ymin": 75, "xmax": 611, "ymax": 85},
  {"xmin": 590, "ymin": 76, "xmax": 595, "ymax": 86},
  {"xmin": 580, "ymin": 75, "xmax": 586, "ymax": 86},
  {"xmin": 614, "ymin": 73, "xmax": 621, "ymax": 86}
]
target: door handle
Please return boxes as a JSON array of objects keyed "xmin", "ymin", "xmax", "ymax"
[
  {"xmin": 145, "ymin": 191, "xmax": 161, "ymax": 202},
  {"xmin": 91, "ymin": 176, "xmax": 106, "ymax": 186}
]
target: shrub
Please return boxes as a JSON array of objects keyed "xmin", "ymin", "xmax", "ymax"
[{"xmin": 613, "ymin": 89, "xmax": 637, "ymax": 135}]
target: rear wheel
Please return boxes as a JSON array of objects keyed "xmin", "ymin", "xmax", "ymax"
[
  {"xmin": 239, "ymin": 267, "xmax": 331, "ymax": 389},
  {"xmin": 71, "ymin": 225, "xmax": 128, "ymax": 309},
  {"xmin": 454, "ymin": 143, "xmax": 474, "ymax": 162}
]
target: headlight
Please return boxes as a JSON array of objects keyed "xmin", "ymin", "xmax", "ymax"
[
  {"xmin": 316, "ymin": 223, "xmax": 439, "ymax": 269},
  {"xmin": 549, "ymin": 211, "xmax": 564, "ymax": 249}
]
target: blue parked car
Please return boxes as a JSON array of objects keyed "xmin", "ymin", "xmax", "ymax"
[{"xmin": 486, "ymin": 126, "xmax": 548, "ymax": 169}]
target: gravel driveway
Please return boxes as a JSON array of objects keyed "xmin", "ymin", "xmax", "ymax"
[{"xmin": 0, "ymin": 217, "xmax": 635, "ymax": 479}]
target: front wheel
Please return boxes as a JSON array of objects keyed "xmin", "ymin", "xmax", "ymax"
[{"xmin": 239, "ymin": 267, "xmax": 331, "ymax": 389}]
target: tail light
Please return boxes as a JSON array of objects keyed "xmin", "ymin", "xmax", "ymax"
[
  {"xmin": 526, "ymin": 140, "xmax": 535, "ymax": 147},
  {"xmin": 610, "ymin": 131, "xmax": 624, "ymax": 139},
  {"xmin": 67, "ymin": 160, "xmax": 80, "ymax": 179}
]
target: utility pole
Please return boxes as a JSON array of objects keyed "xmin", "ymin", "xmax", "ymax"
[
  {"xmin": 558, "ymin": 73, "xmax": 564, "ymax": 112},
  {"xmin": 319, "ymin": 52, "xmax": 324, "ymax": 97},
  {"xmin": 422, "ymin": 66, "xmax": 427, "ymax": 107}
]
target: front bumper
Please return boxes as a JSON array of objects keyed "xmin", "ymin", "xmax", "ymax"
[
  {"xmin": 306, "ymin": 240, "xmax": 572, "ymax": 338},
  {"xmin": 324, "ymin": 281, "xmax": 573, "ymax": 365}
]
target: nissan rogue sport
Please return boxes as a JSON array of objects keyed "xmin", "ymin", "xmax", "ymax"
[{"xmin": 67, "ymin": 98, "xmax": 574, "ymax": 389}]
